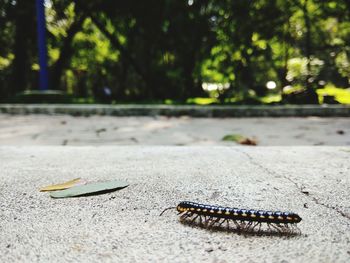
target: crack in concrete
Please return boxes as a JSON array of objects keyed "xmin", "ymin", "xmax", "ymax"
[
  {"xmin": 311, "ymin": 197, "xmax": 350, "ymax": 220},
  {"xmin": 234, "ymin": 148, "xmax": 350, "ymax": 221}
]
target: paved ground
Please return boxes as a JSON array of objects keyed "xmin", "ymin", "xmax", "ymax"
[
  {"xmin": 0, "ymin": 115, "xmax": 349, "ymax": 146},
  {"xmin": 0, "ymin": 146, "xmax": 349, "ymax": 262}
]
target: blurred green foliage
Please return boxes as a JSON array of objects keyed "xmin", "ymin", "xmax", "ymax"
[{"xmin": 0, "ymin": 0, "xmax": 349, "ymax": 104}]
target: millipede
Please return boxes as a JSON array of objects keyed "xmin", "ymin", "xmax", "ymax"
[{"xmin": 160, "ymin": 201, "xmax": 302, "ymax": 235}]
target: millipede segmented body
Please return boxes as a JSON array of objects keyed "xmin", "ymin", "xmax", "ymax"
[{"xmin": 162, "ymin": 201, "xmax": 302, "ymax": 235}]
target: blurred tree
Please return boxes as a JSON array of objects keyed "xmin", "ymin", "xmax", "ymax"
[
  {"xmin": 0, "ymin": 0, "xmax": 15, "ymax": 97},
  {"xmin": 0, "ymin": 0, "xmax": 349, "ymax": 103}
]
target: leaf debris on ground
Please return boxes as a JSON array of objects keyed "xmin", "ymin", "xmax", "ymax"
[
  {"xmin": 50, "ymin": 180, "xmax": 129, "ymax": 198},
  {"xmin": 222, "ymin": 134, "xmax": 258, "ymax": 146},
  {"xmin": 40, "ymin": 178, "xmax": 85, "ymax": 192}
]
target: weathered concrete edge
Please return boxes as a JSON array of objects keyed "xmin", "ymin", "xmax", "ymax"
[{"xmin": 0, "ymin": 104, "xmax": 350, "ymax": 117}]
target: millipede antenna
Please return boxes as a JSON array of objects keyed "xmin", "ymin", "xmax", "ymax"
[{"xmin": 159, "ymin": 207, "xmax": 176, "ymax": 216}]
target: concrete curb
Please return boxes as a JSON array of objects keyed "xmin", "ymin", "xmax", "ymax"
[{"xmin": 0, "ymin": 104, "xmax": 350, "ymax": 117}]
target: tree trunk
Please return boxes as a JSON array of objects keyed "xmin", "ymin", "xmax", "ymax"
[
  {"xmin": 11, "ymin": 0, "xmax": 36, "ymax": 95},
  {"xmin": 303, "ymin": 0, "xmax": 312, "ymax": 91},
  {"xmin": 302, "ymin": 0, "xmax": 318, "ymax": 103}
]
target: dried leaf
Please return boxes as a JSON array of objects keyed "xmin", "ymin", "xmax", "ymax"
[
  {"xmin": 238, "ymin": 138, "xmax": 257, "ymax": 146},
  {"xmin": 50, "ymin": 180, "xmax": 129, "ymax": 198},
  {"xmin": 222, "ymin": 134, "xmax": 257, "ymax": 146},
  {"xmin": 40, "ymin": 178, "xmax": 85, "ymax": 192}
]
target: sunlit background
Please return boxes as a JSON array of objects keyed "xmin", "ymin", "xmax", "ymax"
[{"xmin": 0, "ymin": 0, "xmax": 349, "ymax": 104}]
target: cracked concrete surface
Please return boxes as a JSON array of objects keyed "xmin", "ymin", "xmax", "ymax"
[
  {"xmin": 0, "ymin": 114, "xmax": 350, "ymax": 146},
  {"xmin": 1, "ymin": 114, "xmax": 349, "ymax": 262},
  {"xmin": 236, "ymin": 148, "xmax": 350, "ymax": 221},
  {"xmin": 0, "ymin": 146, "xmax": 349, "ymax": 262}
]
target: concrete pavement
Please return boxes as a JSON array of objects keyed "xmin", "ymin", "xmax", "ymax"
[
  {"xmin": 1, "ymin": 115, "xmax": 350, "ymax": 146},
  {"xmin": 0, "ymin": 146, "xmax": 349, "ymax": 262}
]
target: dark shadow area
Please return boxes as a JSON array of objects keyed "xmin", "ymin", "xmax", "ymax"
[
  {"xmin": 179, "ymin": 218, "xmax": 303, "ymax": 238},
  {"xmin": 51, "ymin": 186, "xmax": 128, "ymax": 198}
]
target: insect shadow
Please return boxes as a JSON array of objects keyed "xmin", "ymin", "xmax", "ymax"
[{"xmin": 179, "ymin": 216, "xmax": 302, "ymax": 238}]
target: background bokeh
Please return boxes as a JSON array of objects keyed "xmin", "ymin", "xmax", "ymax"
[{"xmin": 1, "ymin": 0, "xmax": 349, "ymax": 104}]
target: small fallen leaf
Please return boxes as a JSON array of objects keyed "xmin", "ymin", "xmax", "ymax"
[
  {"xmin": 40, "ymin": 178, "xmax": 85, "ymax": 192},
  {"xmin": 50, "ymin": 180, "xmax": 129, "ymax": 198},
  {"xmin": 239, "ymin": 138, "xmax": 257, "ymax": 146},
  {"xmin": 222, "ymin": 134, "xmax": 244, "ymax": 142},
  {"xmin": 222, "ymin": 134, "xmax": 257, "ymax": 146}
]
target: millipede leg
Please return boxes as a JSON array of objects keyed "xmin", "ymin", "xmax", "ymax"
[
  {"xmin": 269, "ymin": 223, "xmax": 283, "ymax": 233},
  {"xmin": 204, "ymin": 216, "xmax": 216, "ymax": 227},
  {"xmin": 217, "ymin": 219, "xmax": 230, "ymax": 230},
  {"xmin": 239, "ymin": 221, "xmax": 247, "ymax": 230},
  {"xmin": 208, "ymin": 217, "xmax": 221, "ymax": 228},
  {"xmin": 246, "ymin": 221, "xmax": 253, "ymax": 230},
  {"xmin": 203, "ymin": 216, "xmax": 210, "ymax": 227},
  {"xmin": 198, "ymin": 215, "xmax": 204, "ymax": 225},
  {"xmin": 226, "ymin": 219, "xmax": 230, "ymax": 229},
  {"xmin": 180, "ymin": 212, "xmax": 192, "ymax": 221},
  {"xmin": 232, "ymin": 220, "xmax": 241, "ymax": 230},
  {"xmin": 284, "ymin": 224, "xmax": 292, "ymax": 234},
  {"xmin": 217, "ymin": 219, "xmax": 226, "ymax": 227},
  {"xmin": 241, "ymin": 221, "xmax": 251, "ymax": 231},
  {"xmin": 293, "ymin": 224, "xmax": 301, "ymax": 235},
  {"xmin": 256, "ymin": 222, "xmax": 262, "ymax": 234},
  {"xmin": 203, "ymin": 216, "xmax": 212, "ymax": 227},
  {"xmin": 276, "ymin": 223, "xmax": 286, "ymax": 232},
  {"xmin": 267, "ymin": 223, "xmax": 274, "ymax": 232},
  {"xmin": 189, "ymin": 214, "xmax": 199, "ymax": 224},
  {"xmin": 251, "ymin": 222, "xmax": 260, "ymax": 232}
]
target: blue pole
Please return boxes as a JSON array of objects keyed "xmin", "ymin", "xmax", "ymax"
[{"xmin": 35, "ymin": 0, "xmax": 49, "ymax": 91}]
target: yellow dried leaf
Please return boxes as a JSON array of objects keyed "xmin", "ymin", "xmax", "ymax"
[{"xmin": 40, "ymin": 178, "xmax": 84, "ymax": 192}]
